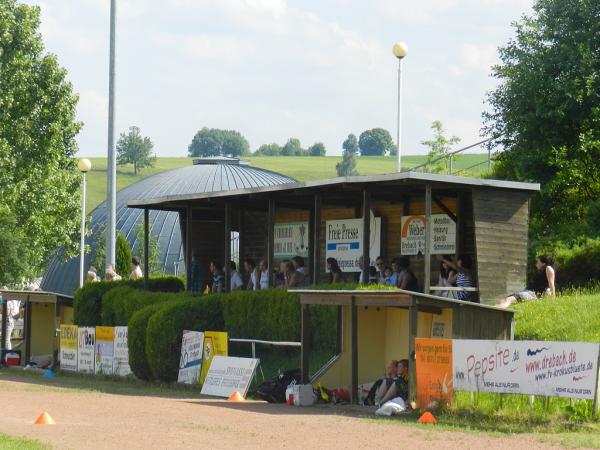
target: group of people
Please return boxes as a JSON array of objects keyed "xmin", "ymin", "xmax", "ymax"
[
  {"xmin": 364, "ymin": 359, "xmax": 410, "ymax": 407},
  {"xmin": 86, "ymin": 257, "xmax": 144, "ymax": 284}
]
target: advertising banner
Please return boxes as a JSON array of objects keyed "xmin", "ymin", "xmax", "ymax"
[
  {"xmin": 401, "ymin": 214, "xmax": 456, "ymax": 256},
  {"xmin": 59, "ymin": 325, "xmax": 78, "ymax": 372},
  {"xmin": 415, "ymin": 338, "xmax": 453, "ymax": 408},
  {"xmin": 199, "ymin": 331, "xmax": 229, "ymax": 385},
  {"xmin": 453, "ymin": 340, "xmax": 600, "ymax": 399},
  {"xmin": 274, "ymin": 222, "xmax": 309, "ymax": 258},
  {"xmin": 77, "ymin": 327, "xmax": 95, "ymax": 374},
  {"xmin": 178, "ymin": 330, "xmax": 204, "ymax": 384},
  {"xmin": 325, "ymin": 214, "xmax": 381, "ymax": 272},
  {"xmin": 200, "ymin": 356, "xmax": 259, "ymax": 398},
  {"xmin": 113, "ymin": 326, "xmax": 132, "ymax": 377},
  {"xmin": 95, "ymin": 326, "xmax": 115, "ymax": 375}
]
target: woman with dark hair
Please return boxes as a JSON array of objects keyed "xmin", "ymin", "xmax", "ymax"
[
  {"xmin": 284, "ymin": 260, "xmax": 305, "ymax": 288},
  {"xmin": 497, "ymin": 255, "xmax": 556, "ymax": 308},
  {"xmin": 437, "ymin": 256, "xmax": 457, "ymax": 298},
  {"xmin": 244, "ymin": 258, "xmax": 259, "ymax": 291},
  {"xmin": 327, "ymin": 257, "xmax": 343, "ymax": 283},
  {"xmin": 436, "ymin": 254, "xmax": 476, "ymax": 302},
  {"xmin": 210, "ymin": 261, "xmax": 225, "ymax": 293},
  {"xmin": 396, "ymin": 256, "xmax": 419, "ymax": 291}
]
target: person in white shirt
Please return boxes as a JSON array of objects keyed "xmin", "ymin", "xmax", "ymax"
[
  {"xmin": 229, "ymin": 261, "xmax": 244, "ymax": 291},
  {"xmin": 4, "ymin": 300, "xmax": 23, "ymax": 350},
  {"xmin": 258, "ymin": 259, "xmax": 269, "ymax": 289},
  {"xmin": 129, "ymin": 257, "xmax": 143, "ymax": 280}
]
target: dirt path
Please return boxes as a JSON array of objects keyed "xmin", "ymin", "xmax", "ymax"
[{"xmin": 0, "ymin": 379, "xmax": 564, "ymax": 450}]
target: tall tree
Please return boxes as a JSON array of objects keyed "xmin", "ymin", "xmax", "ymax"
[
  {"xmin": 421, "ymin": 121, "xmax": 461, "ymax": 174},
  {"xmin": 0, "ymin": 207, "xmax": 29, "ymax": 285},
  {"xmin": 254, "ymin": 143, "xmax": 281, "ymax": 156},
  {"xmin": 188, "ymin": 128, "xmax": 249, "ymax": 157},
  {"xmin": 282, "ymin": 138, "xmax": 303, "ymax": 156},
  {"xmin": 116, "ymin": 126, "xmax": 156, "ymax": 175},
  {"xmin": 483, "ymin": 0, "xmax": 600, "ymax": 238},
  {"xmin": 0, "ymin": 1, "xmax": 82, "ymax": 277},
  {"xmin": 358, "ymin": 128, "xmax": 395, "ymax": 156},
  {"xmin": 308, "ymin": 142, "xmax": 326, "ymax": 156},
  {"xmin": 342, "ymin": 133, "xmax": 359, "ymax": 155}
]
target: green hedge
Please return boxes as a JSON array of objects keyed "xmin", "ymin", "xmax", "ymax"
[
  {"xmin": 101, "ymin": 287, "xmax": 185, "ymax": 326},
  {"xmin": 145, "ymin": 296, "xmax": 225, "ymax": 381},
  {"xmin": 74, "ymin": 276, "xmax": 185, "ymax": 326},
  {"xmin": 128, "ymin": 303, "xmax": 168, "ymax": 380}
]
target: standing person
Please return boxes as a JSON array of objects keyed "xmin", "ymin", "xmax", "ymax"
[
  {"xmin": 357, "ymin": 256, "xmax": 365, "ymax": 284},
  {"xmin": 497, "ymin": 255, "xmax": 556, "ymax": 308},
  {"xmin": 437, "ymin": 257, "xmax": 456, "ymax": 298},
  {"xmin": 284, "ymin": 260, "xmax": 305, "ymax": 288},
  {"xmin": 129, "ymin": 256, "xmax": 143, "ymax": 280},
  {"xmin": 389, "ymin": 258, "xmax": 400, "ymax": 287},
  {"xmin": 229, "ymin": 261, "xmax": 243, "ymax": 291},
  {"xmin": 436, "ymin": 254, "xmax": 477, "ymax": 302},
  {"xmin": 292, "ymin": 256, "xmax": 310, "ymax": 286},
  {"xmin": 375, "ymin": 256, "xmax": 386, "ymax": 281},
  {"xmin": 327, "ymin": 257, "xmax": 343, "ymax": 284},
  {"xmin": 258, "ymin": 259, "xmax": 270, "ymax": 289},
  {"xmin": 210, "ymin": 261, "xmax": 225, "ymax": 293},
  {"xmin": 367, "ymin": 266, "xmax": 378, "ymax": 284},
  {"xmin": 396, "ymin": 256, "xmax": 419, "ymax": 291},
  {"xmin": 4, "ymin": 299, "xmax": 23, "ymax": 350},
  {"xmin": 191, "ymin": 250, "xmax": 204, "ymax": 295},
  {"xmin": 244, "ymin": 258, "xmax": 260, "ymax": 291},
  {"xmin": 275, "ymin": 260, "xmax": 289, "ymax": 287}
]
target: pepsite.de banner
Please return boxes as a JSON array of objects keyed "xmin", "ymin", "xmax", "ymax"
[{"xmin": 452, "ymin": 340, "xmax": 600, "ymax": 400}]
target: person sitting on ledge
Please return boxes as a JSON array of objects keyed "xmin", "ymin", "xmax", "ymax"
[
  {"xmin": 364, "ymin": 360, "xmax": 398, "ymax": 406},
  {"xmin": 497, "ymin": 255, "xmax": 555, "ymax": 308},
  {"xmin": 436, "ymin": 254, "xmax": 476, "ymax": 302},
  {"xmin": 378, "ymin": 359, "xmax": 410, "ymax": 406}
]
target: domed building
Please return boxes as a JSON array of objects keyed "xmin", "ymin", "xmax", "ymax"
[{"xmin": 41, "ymin": 158, "xmax": 296, "ymax": 296}]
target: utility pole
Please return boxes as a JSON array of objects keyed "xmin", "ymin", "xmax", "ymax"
[{"xmin": 106, "ymin": 0, "xmax": 117, "ymax": 270}]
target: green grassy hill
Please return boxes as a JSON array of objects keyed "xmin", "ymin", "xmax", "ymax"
[{"xmin": 85, "ymin": 154, "xmax": 490, "ymax": 212}]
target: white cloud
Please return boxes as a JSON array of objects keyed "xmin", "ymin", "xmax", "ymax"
[
  {"xmin": 154, "ymin": 33, "xmax": 248, "ymax": 64},
  {"xmin": 459, "ymin": 44, "xmax": 498, "ymax": 74},
  {"xmin": 78, "ymin": 90, "xmax": 108, "ymax": 122}
]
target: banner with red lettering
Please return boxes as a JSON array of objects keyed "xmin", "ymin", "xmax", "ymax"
[{"xmin": 452, "ymin": 340, "xmax": 599, "ymax": 400}]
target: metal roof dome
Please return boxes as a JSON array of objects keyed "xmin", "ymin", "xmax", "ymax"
[{"xmin": 41, "ymin": 160, "xmax": 295, "ymax": 296}]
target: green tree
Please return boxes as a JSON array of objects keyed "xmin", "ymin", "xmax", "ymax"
[
  {"xmin": 421, "ymin": 121, "xmax": 461, "ymax": 174},
  {"xmin": 133, "ymin": 223, "xmax": 161, "ymax": 275},
  {"xmin": 188, "ymin": 128, "xmax": 249, "ymax": 157},
  {"xmin": 308, "ymin": 142, "xmax": 326, "ymax": 156},
  {"xmin": 0, "ymin": 207, "xmax": 29, "ymax": 286},
  {"xmin": 254, "ymin": 143, "xmax": 281, "ymax": 156},
  {"xmin": 483, "ymin": 0, "xmax": 600, "ymax": 239},
  {"xmin": 282, "ymin": 138, "xmax": 303, "ymax": 156},
  {"xmin": 116, "ymin": 126, "xmax": 156, "ymax": 175},
  {"xmin": 337, "ymin": 134, "xmax": 359, "ymax": 176},
  {"xmin": 0, "ymin": 1, "xmax": 82, "ymax": 277},
  {"xmin": 342, "ymin": 133, "xmax": 359, "ymax": 155},
  {"xmin": 358, "ymin": 128, "xmax": 395, "ymax": 156},
  {"xmin": 115, "ymin": 232, "xmax": 132, "ymax": 278}
]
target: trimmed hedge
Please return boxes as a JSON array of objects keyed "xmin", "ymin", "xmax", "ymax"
[
  {"xmin": 128, "ymin": 303, "xmax": 168, "ymax": 380},
  {"xmin": 146, "ymin": 296, "xmax": 225, "ymax": 381},
  {"xmin": 74, "ymin": 276, "xmax": 185, "ymax": 326},
  {"xmin": 101, "ymin": 287, "xmax": 186, "ymax": 326}
]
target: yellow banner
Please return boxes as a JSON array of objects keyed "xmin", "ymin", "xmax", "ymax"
[
  {"xmin": 199, "ymin": 331, "xmax": 228, "ymax": 385},
  {"xmin": 96, "ymin": 326, "xmax": 115, "ymax": 342},
  {"xmin": 60, "ymin": 325, "xmax": 78, "ymax": 350}
]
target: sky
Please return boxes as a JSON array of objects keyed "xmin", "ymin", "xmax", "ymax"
[{"xmin": 24, "ymin": 0, "xmax": 533, "ymax": 157}]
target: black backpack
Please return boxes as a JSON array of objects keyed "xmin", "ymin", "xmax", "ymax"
[{"xmin": 254, "ymin": 368, "xmax": 301, "ymax": 403}]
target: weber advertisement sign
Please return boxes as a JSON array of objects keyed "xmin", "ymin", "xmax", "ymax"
[
  {"xmin": 77, "ymin": 327, "xmax": 95, "ymax": 374},
  {"xmin": 274, "ymin": 222, "xmax": 309, "ymax": 258},
  {"xmin": 178, "ymin": 330, "xmax": 204, "ymax": 384},
  {"xmin": 453, "ymin": 340, "xmax": 600, "ymax": 400},
  {"xmin": 59, "ymin": 325, "xmax": 78, "ymax": 372},
  {"xmin": 401, "ymin": 214, "xmax": 456, "ymax": 256},
  {"xmin": 325, "ymin": 214, "xmax": 381, "ymax": 272}
]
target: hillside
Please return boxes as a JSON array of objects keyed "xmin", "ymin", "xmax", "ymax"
[{"xmin": 84, "ymin": 154, "xmax": 490, "ymax": 212}]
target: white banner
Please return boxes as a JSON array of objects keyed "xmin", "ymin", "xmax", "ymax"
[
  {"xmin": 453, "ymin": 340, "xmax": 600, "ymax": 400},
  {"xmin": 59, "ymin": 325, "xmax": 78, "ymax": 372},
  {"xmin": 95, "ymin": 327, "xmax": 115, "ymax": 375},
  {"xmin": 401, "ymin": 214, "xmax": 456, "ymax": 255},
  {"xmin": 77, "ymin": 327, "xmax": 95, "ymax": 374},
  {"xmin": 200, "ymin": 356, "xmax": 259, "ymax": 398},
  {"xmin": 113, "ymin": 326, "xmax": 132, "ymax": 377},
  {"xmin": 325, "ymin": 214, "xmax": 381, "ymax": 272},
  {"xmin": 178, "ymin": 330, "xmax": 204, "ymax": 384},
  {"xmin": 274, "ymin": 222, "xmax": 309, "ymax": 259}
]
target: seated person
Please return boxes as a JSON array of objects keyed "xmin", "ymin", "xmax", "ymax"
[
  {"xmin": 497, "ymin": 255, "xmax": 555, "ymax": 308},
  {"xmin": 367, "ymin": 266, "xmax": 378, "ymax": 284},
  {"xmin": 378, "ymin": 359, "xmax": 410, "ymax": 406},
  {"xmin": 436, "ymin": 254, "xmax": 476, "ymax": 302},
  {"xmin": 364, "ymin": 360, "xmax": 398, "ymax": 406},
  {"xmin": 396, "ymin": 257, "xmax": 419, "ymax": 291},
  {"xmin": 382, "ymin": 267, "xmax": 393, "ymax": 286}
]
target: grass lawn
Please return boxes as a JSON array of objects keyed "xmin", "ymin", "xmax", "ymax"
[
  {"xmin": 0, "ymin": 433, "xmax": 49, "ymax": 450},
  {"xmin": 83, "ymin": 154, "xmax": 491, "ymax": 212}
]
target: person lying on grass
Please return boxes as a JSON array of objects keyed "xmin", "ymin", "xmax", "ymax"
[
  {"xmin": 377, "ymin": 359, "xmax": 410, "ymax": 406},
  {"xmin": 363, "ymin": 360, "xmax": 398, "ymax": 406},
  {"xmin": 497, "ymin": 255, "xmax": 555, "ymax": 308}
]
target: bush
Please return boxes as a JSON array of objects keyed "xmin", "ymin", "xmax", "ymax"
[
  {"xmin": 128, "ymin": 303, "xmax": 169, "ymax": 380},
  {"xmin": 115, "ymin": 232, "xmax": 132, "ymax": 277},
  {"xmin": 145, "ymin": 296, "xmax": 225, "ymax": 381},
  {"xmin": 101, "ymin": 286, "xmax": 138, "ymax": 326}
]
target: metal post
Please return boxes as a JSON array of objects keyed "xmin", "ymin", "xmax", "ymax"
[
  {"xmin": 424, "ymin": 185, "xmax": 432, "ymax": 294},
  {"xmin": 105, "ymin": 0, "xmax": 117, "ymax": 271},
  {"xmin": 143, "ymin": 208, "xmax": 149, "ymax": 290},
  {"xmin": 396, "ymin": 58, "xmax": 404, "ymax": 173},
  {"xmin": 449, "ymin": 155, "xmax": 453, "ymax": 175},
  {"xmin": 301, "ymin": 304, "xmax": 311, "ymax": 384},
  {"xmin": 408, "ymin": 297, "xmax": 418, "ymax": 406},
  {"xmin": 79, "ymin": 172, "xmax": 87, "ymax": 288},
  {"xmin": 362, "ymin": 189, "xmax": 370, "ymax": 284}
]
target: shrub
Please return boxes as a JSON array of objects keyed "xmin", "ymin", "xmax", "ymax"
[
  {"xmin": 115, "ymin": 232, "xmax": 132, "ymax": 277},
  {"xmin": 145, "ymin": 296, "xmax": 225, "ymax": 381},
  {"xmin": 101, "ymin": 286, "xmax": 138, "ymax": 326},
  {"xmin": 128, "ymin": 303, "xmax": 168, "ymax": 380}
]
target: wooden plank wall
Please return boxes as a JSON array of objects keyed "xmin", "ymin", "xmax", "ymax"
[
  {"xmin": 472, "ymin": 189, "xmax": 530, "ymax": 304},
  {"xmin": 451, "ymin": 305, "xmax": 513, "ymax": 339},
  {"xmin": 189, "ymin": 220, "xmax": 225, "ymax": 289}
]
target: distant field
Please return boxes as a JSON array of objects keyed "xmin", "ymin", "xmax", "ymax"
[{"xmin": 84, "ymin": 154, "xmax": 491, "ymax": 212}]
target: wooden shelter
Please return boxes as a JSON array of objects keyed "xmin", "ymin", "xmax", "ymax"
[
  {"xmin": 129, "ymin": 169, "xmax": 539, "ymax": 304},
  {"xmin": 294, "ymin": 289, "xmax": 515, "ymax": 404}
]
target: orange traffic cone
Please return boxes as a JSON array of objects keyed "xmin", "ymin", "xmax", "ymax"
[
  {"xmin": 34, "ymin": 411, "xmax": 56, "ymax": 425},
  {"xmin": 227, "ymin": 391, "xmax": 245, "ymax": 402},
  {"xmin": 417, "ymin": 411, "xmax": 436, "ymax": 424}
]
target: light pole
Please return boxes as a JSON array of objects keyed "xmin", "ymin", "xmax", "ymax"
[
  {"xmin": 78, "ymin": 158, "xmax": 92, "ymax": 287},
  {"xmin": 106, "ymin": 0, "xmax": 117, "ymax": 273},
  {"xmin": 393, "ymin": 41, "xmax": 408, "ymax": 173}
]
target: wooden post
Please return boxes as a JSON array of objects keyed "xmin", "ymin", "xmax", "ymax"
[
  {"xmin": 238, "ymin": 208, "xmax": 245, "ymax": 265},
  {"xmin": 424, "ymin": 184, "xmax": 432, "ymax": 294},
  {"xmin": 267, "ymin": 199, "xmax": 275, "ymax": 287},
  {"xmin": 185, "ymin": 206, "xmax": 192, "ymax": 291},
  {"xmin": 312, "ymin": 193, "xmax": 322, "ymax": 285},
  {"xmin": 408, "ymin": 297, "xmax": 418, "ymax": 406},
  {"xmin": 0, "ymin": 296, "xmax": 7, "ymax": 352},
  {"xmin": 224, "ymin": 202, "xmax": 231, "ymax": 292},
  {"xmin": 143, "ymin": 208, "xmax": 149, "ymax": 290},
  {"xmin": 24, "ymin": 296, "xmax": 31, "ymax": 364},
  {"xmin": 362, "ymin": 189, "xmax": 370, "ymax": 284},
  {"xmin": 301, "ymin": 304, "xmax": 311, "ymax": 384},
  {"xmin": 351, "ymin": 297, "xmax": 358, "ymax": 404}
]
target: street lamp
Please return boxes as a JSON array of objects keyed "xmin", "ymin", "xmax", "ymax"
[
  {"xmin": 393, "ymin": 41, "xmax": 408, "ymax": 173},
  {"xmin": 78, "ymin": 158, "xmax": 92, "ymax": 288}
]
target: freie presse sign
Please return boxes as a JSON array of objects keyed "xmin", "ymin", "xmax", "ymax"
[
  {"xmin": 401, "ymin": 214, "xmax": 456, "ymax": 256},
  {"xmin": 325, "ymin": 215, "xmax": 381, "ymax": 272}
]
